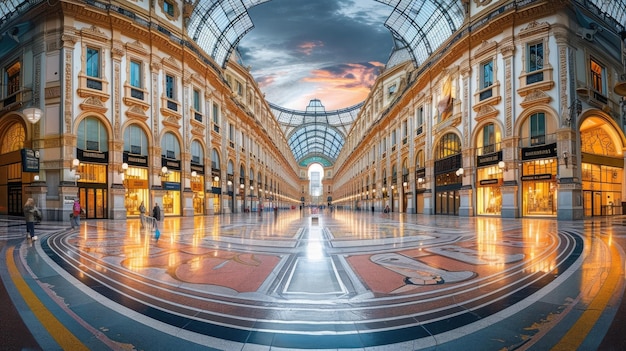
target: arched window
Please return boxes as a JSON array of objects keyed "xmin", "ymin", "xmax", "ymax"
[
  {"xmin": 212, "ymin": 149, "xmax": 220, "ymax": 169},
  {"xmin": 161, "ymin": 132, "xmax": 180, "ymax": 159},
  {"xmin": 416, "ymin": 150, "xmax": 424, "ymax": 168},
  {"xmin": 191, "ymin": 140, "xmax": 203, "ymax": 164},
  {"xmin": 227, "ymin": 160, "xmax": 234, "ymax": 176},
  {"xmin": 435, "ymin": 133, "xmax": 461, "ymax": 160},
  {"xmin": 530, "ymin": 112, "xmax": 546, "ymax": 145},
  {"xmin": 124, "ymin": 124, "xmax": 148, "ymax": 155},
  {"xmin": 1, "ymin": 123, "xmax": 25, "ymax": 154},
  {"xmin": 77, "ymin": 117, "xmax": 108, "ymax": 152}
]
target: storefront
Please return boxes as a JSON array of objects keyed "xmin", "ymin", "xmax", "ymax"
[
  {"xmin": 122, "ymin": 152, "xmax": 149, "ymax": 217},
  {"xmin": 190, "ymin": 162, "xmax": 205, "ymax": 215},
  {"xmin": 208, "ymin": 168, "xmax": 221, "ymax": 214},
  {"xmin": 476, "ymin": 150, "xmax": 503, "ymax": 215},
  {"xmin": 581, "ymin": 157, "xmax": 623, "ymax": 216},
  {"xmin": 75, "ymin": 149, "xmax": 108, "ymax": 219},
  {"xmin": 161, "ymin": 157, "xmax": 181, "ymax": 216},
  {"xmin": 520, "ymin": 143, "xmax": 557, "ymax": 217},
  {"xmin": 434, "ymin": 154, "xmax": 462, "ymax": 215}
]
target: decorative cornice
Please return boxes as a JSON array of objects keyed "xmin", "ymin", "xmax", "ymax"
[
  {"xmin": 520, "ymin": 89, "xmax": 552, "ymax": 108},
  {"xmin": 80, "ymin": 25, "xmax": 109, "ymax": 42},
  {"xmin": 519, "ymin": 20, "xmax": 550, "ymax": 39}
]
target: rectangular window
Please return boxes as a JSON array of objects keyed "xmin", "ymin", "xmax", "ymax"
[
  {"xmin": 237, "ymin": 81, "xmax": 243, "ymax": 96},
  {"xmin": 229, "ymin": 123, "xmax": 234, "ymax": 142},
  {"xmin": 391, "ymin": 130, "xmax": 397, "ymax": 146},
  {"xmin": 483, "ymin": 124, "xmax": 495, "ymax": 153},
  {"xmin": 86, "ymin": 47, "xmax": 100, "ymax": 78},
  {"xmin": 193, "ymin": 89, "xmax": 200, "ymax": 111},
  {"xmin": 481, "ymin": 60, "xmax": 493, "ymax": 89},
  {"xmin": 213, "ymin": 103, "xmax": 220, "ymax": 123},
  {"xmin": 402, "ymin": 120, "xmax": 408, "ymax": 139},
  {"xmin": 165, "ymin": 74, "xmax": 175, "ymax": 99},
  {"xmin": 130, "ymin": 60, "xmax": 141, "ymax": 88},
  {"xmin": 530, "ymin": 113, "xmax": 545, "ymax": 146},
  {"xmin": 4, "ymin": 61, "xmax": 20, "ymax": 99},
  {"xmin": 528, "ymin": 43, "xmax": 543, "ymax": 72},
  {"xmin": 163, "ymin": 0, "xmax": 174, "ymax": 16},
  {"xmin": 590, "ymin": 58, "xmax": 606, "ymax": 94}
]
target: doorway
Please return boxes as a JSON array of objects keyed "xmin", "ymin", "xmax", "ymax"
[{"xmin": 78, "ymin": 185, "xmax": 108, "ymax": 219}]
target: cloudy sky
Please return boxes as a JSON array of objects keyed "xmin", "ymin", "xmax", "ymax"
[{"xmin": 238, "ymin": 0, "xmax": 394, "ymax": 111}]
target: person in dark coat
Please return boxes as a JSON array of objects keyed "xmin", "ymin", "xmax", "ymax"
[{"xmin": 152, "ymin": 203, "xmax": 161, "ymax": 221}]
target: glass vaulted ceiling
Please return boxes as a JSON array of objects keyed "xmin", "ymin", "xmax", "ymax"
[
  {"xmin": 2, "ymin": 1, "xmax": 624, "ymax": 166},
  {"xmin": 271, "ymin": 100, "xmax": 362, "ymax": 167},
  {"xmin": 185, "ymin": 0, "xmax": 468, "ymax": 166}
]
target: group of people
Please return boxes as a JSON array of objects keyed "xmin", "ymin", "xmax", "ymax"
[
  {"xmin": 24, "ymin": 197, "xmax": 164, "ymax": 241},
  {"xmin": 138, "ymin": 201, "xmax": 161, "ymax": 229}
]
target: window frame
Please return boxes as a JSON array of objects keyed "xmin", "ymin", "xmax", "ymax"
[{"xmin": 86, "ymin": 47, "xmax": 100, "ymax": 78}]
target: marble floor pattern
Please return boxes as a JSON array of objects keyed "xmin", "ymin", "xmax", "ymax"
[{"xmin": 1, "ymin": 209, "xmax": 626, "ymax": 350}]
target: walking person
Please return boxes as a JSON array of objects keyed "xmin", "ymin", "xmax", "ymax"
[
  {"xmin": 23, "ymin": 198, "xmax": 40, "ymax": 241},
  {"xmin": 71, "ymin": 198, "xmax": 82, "ymax": 229},
  {"xmin": 152, "ymin": 203, "xmax": 161, "ymax": 225},
  {"xmin": 139, "ymin": 201, "xmax": 146, "ymax": 229}
]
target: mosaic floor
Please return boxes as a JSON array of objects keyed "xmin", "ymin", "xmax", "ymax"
[{"xmin": 1, "ymin": 210, "xmax": 626, "ymax": 350}]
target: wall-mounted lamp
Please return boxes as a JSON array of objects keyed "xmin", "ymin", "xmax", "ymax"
[
  {"xmin": 119, "ymin": 162, "xmax": 128, "ymax": 174},
  {"xmin": 250, "ymin": 185, "xmax": 254, "ymax": 191},
  {"xmin": 498, "ymin": 161, "xmax": 507, "ymax": 172},
  {"xmin": 403, "ymin": 181, "xmax": 408, "ymax": 188},
  {"xmin": 227, "ymin": 180, "xmax": 233, "ymax": 186},
  {"xmin": 563, "ymin": 151, "xmax": 569, "ymax": 168},
  {"xmin": 34, "ymin": 175, "xmax": 40, "ymax": 181},
  {"xmin": 23, "ymin": 107, "xmax": 42, "ymax": 124},
  {"xmin": 160, "ymin": 166, "xmax": 171, "ymax": 178},
  {"xmin": 455, "ymin": 167, "xmax": 464, "ymax": 177},
  {"xmin": 213, "ymin": 175, "xmax": 219, "ymax": 182},
  {"xmin": 240, "ymin": 183, "xmax": 245, "ymax": 189},
  {"xmin": 417, "ymin": 177, "xmax": 425, "ymax": 184},
  {"xmin": 71, "ymin": 158, "xmax": 80, "ymax": 171}
]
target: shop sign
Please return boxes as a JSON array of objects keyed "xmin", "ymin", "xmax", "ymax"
[
  {"xmin": 163, "ymin": 181, "xmax": 180, "ymax": 190},
  {"xmin": 476, "ymin": 151, "xmax": 502, "ymax": 167},
  {"xmin": 126, "ymin": 179, "xmax": 148, "ymax": 189},
  {"xmin": 479, "ymin": 179, "xmax": 500, "ymax": 185},
  {"xmin": 124, "ymin": 152, "xmax": 148, "ymax": 167},
  {"xmin": 161, "ymin": 157, "xmax": 181, "ymax": 170},
  {"xmin": 191, "ymin": 163, "xmax": 205, "ymax": 174},
  {"xmin": 521, "ymin": 174, "xmax": 553, "ymax": 181},
  {"xmin": 211, "ymin": 186, "xmax": 222, "ymax": 194},
  {"xmin": 191, "ymin": 182, "xmax": 203, "ymax": 192},
  {"xmin": 521, "ymin": 143, "xmax": 556, "ymax": 160},
  {"xmin": 78, "ymin": 148, "xmax": 108, "ymax": 163},
  {"xmin": 415, "ymin": 167, "xmax": 426, "ymax": 178},
  {"xmin": 21, "ymin": 148, "xmax": 39, "ymax": 172}
]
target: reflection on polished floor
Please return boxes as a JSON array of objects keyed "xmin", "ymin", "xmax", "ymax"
[{"xmin": 1, "ymin": 209, "xmax": 626, "ymax": 350}]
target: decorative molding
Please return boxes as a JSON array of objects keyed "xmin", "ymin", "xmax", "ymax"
[
  {"xmin": 505, "ymin": 56, "xmax": 513, "ymax": 137},
  {"xmin": 79, "ymin": 96, "xmax": 108, "ymax": 114},
  {"xmin": 125, "ymin": 40, "xmax": 148, "ymax": 56},
  {"xmin": 126, "ymin": 105, "xmax": 149, "ymax": 121},
  {"xmin": 64, "ymin": 51, "xmax": 73, "ymax": 133},
  {"xmin": 162, "ymin": 56, "xmax": 180, "ymax": 71},
  {"xmin": 474, "ymin": 1, "xmax": 495, "ymax": 11},
  {"xmin": 519, "ymin": 21, "xmax": 550, "ymax": 39},
  {"xmin": 520, "ymin": 89, "xmax": 552, "ymax": 108},
  {"xmin": 474, "ymin": 105, "xmax": 499, "ymax": 122},
  {"xmin": 80, "ymin": 25, "xmax": 109, "ymax": 42},
  {"xmin": 474, "ymin": 40, "xmax": 497, "ymax": 60}
]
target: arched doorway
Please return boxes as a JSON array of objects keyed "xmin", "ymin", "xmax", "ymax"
[
  {"xmin": 0, "ymin": 120, "xmax": 27, "ymax": 216},
  {"xmin": 580, "ymin": 115, "xmax": 625, "ymax": 216},
  {"xmin": 75, "ymin": 116, "xmax": 109, "ymax": 219},
  {"xmin": 434, "ymin": 133, "xmax": 462, "ymax": 215}
]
